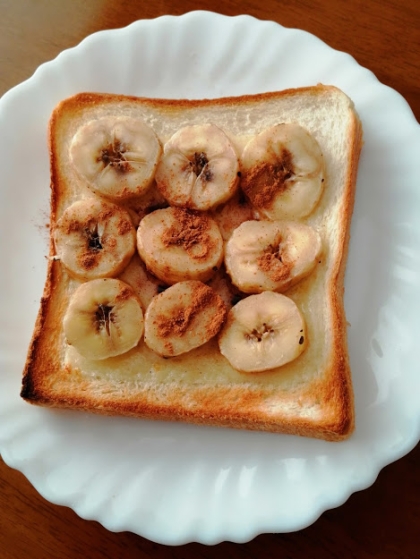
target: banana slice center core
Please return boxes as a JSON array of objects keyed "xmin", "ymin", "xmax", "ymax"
[
  {"xmin": 99, "ymin": 139, "xmax": 131, "ymax": 173},
  {"xmin": 95, "ymin": 303, "xmax": 114, "ymax": 336},
  {"xmin": 246, "ymin": 323, "xmax": 275, "ymax": 343},
  {"xmin": 85, "ymin": 225, "xmax": 103, "ymax": 251},
  {"xmin": 190, "ymin": 151, "xmax": 212, "ymax": 181}
]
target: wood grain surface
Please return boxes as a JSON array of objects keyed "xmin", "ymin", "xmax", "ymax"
[{"xmin": 1, "ymin": 0, "xmax": 419, "ymax": 557}]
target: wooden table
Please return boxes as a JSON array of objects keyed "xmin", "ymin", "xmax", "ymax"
[{"xmin": 1, "ymin": 1, "xmax": 419, "ymax": 557}]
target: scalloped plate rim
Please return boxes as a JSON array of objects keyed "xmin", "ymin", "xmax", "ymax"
[{"xmin": 0, "ymin": 10, "xmax": 419, "ymax": 546}]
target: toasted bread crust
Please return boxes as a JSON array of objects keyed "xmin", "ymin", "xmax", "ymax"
[{"xmin": 21, "ymin": 86, "xmax": 362, "ymax": 441}]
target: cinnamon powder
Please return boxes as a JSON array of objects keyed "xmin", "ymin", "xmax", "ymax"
[
  {"xmin": 117, "ymin": 218, "xmax": 132, "ymax": 235},
  {"xmin": 257, "ymin": 244, "xmax": 291, "ymax": 282},
  {"xmin": 161, "ymin": 208, "xmax": 213, "ymax": 260},
  {"xmin": 116, "ymin": 286, "xmax": 132, "ymax": 302},
  {"xmin": 156, "ymin": 284, "xmax": 226, "ymax": 339},
  {"xmin": 241, "ymin": 148, "xmax": 294, "ymax": 209},
  {"xmin": 79, "ymin": 252, "xmax": 99, "ymax": 271}
]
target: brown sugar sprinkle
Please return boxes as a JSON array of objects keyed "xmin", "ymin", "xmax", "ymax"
[
  {"xmin": 64, "ymin": 211, "xmax": 105, "ymax": 236},
  {"xmin": 257, "ymin": 244, "xmax": 291, "ymax": 282},
  {"xmin": 117, "ymin": 219, "xmax": 132, "ymax": 235},
  {"xmin": 163, "ymin": 341, "xmax": 174, "ymax": 355},
  {"xmin": 157, "ymin": 308, "xmax": 193, "ymax": 338},
  {"xmin": 79, "ymin": 251, "xmax": 99, "ymax": 270},
  {"xmin": 206, "ymin": 298, "xmax": 228, "ymax": 337},
  {"xmin": 156, "ymin": 284, "xmax": 226, "ymax": 339},
  {"xmin": 97, "ymin": 207, "xmax": 114, "ymax": 221},
  {"xmin": 161, "ymin": 208, "xmax": 213, "ymax": 260},
  {"xmin": 116, "ymin": 286, "xmax": 132, "ymax": 302},
  {"xmin": 242, "ymin": 148, "xmax": 294, "ymax": 209},
  {"xmin": 64, "ymin": 219, "xmax": 83, "ymax": 235}
]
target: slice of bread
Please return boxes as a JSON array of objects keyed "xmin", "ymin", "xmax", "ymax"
[{"xmin": 21, "ymin": 86, "xmax": 362, "ymax": 441}]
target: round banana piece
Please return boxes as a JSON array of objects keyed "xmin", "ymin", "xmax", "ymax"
[
  {"xmin": 144, "ymin": 281, "xmax": 227, "ymax": 357},
  {"xmin": 70, "ymin": 116, "xmax": 161, "ymax": 201},
  {"xmin": 206, "ymin": 267, "xmax": 244, "ymax": 310},
  {"xmin": 241, "ymin": 123, "xmax": 324, "ymax": 220},
  {"xmin": 63, "ymin": 278, "xmax": 144, "ymax": 360},
  {"xmin": 125, "ymin": 186, "xmax": 169, "ymax": 227},
  {"xmin": 225, "ymin": 220, "xmax": 322, "ymax": 294},
  {"xmin": 137, "ymin": 207, "xmax": 224, "ymax": 284},
  {"xmin": 118, "ymin": 253, "xmax": 162, "ymax": 311},
  {"xmin": 211, "ymin": 191, "xmax": 255, "ymax": 242},
  {"xmin": 54, "ymin": 198, "xmax": 136, "ymax": 281},
  {"xmin": 218, "ymin": 291, "xmax": 306, "ymax": 373},
  {"xmin": 155, "ymin": 123, "xmax": 240, "ymax": 210}
]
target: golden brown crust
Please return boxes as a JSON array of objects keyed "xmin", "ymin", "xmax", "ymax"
[
  {"xmin": 326, "ymin": 109, "xmax": 363, "ymax": 437},
  {"xmin": 21, "ymin": 85, "xmax": 362, "ymax": 441}
]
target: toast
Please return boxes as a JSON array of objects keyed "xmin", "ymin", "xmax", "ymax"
[{"xmin": 21, "ymin": 85, "xmax": 362, "ymax": 441}]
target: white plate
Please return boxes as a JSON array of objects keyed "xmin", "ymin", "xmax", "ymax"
[{"xmin": 0, "ymin": 11, "xmax": 419, "ymax": 546}]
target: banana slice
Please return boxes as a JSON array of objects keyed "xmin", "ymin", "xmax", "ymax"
[
  {"xmin": 218, "ymin": 291, "xmax": 306, "ymax": 373},
  {"xmin": 70, "ymin": 116, "xmax": 161, "ymax": 201},
  {"xmin": 155, "ymin": 124, "xmax": 240, "ymax": 210},
  {"xmin": 144, "ymin": 281, "xmax": 227, "ymax": 357},
  {"xmin": 137, "ymin": 207, "xmax": 224, "ymax": 284},
  {"xmin": 225, "ymin": 220, "xmax": 322, "ymax": 294},
  {"xmin": 211, "ymin": 191, "xmax": 255, "ymax": 242},
  {"xmin": 118, "ymin": 253, "xmax": 162, "ymax": 311},
  {"xmin": 54, "ymin": 198, "xmax": 136, "ymax": 281},
  {"xmin": 124, "ymin": 186, "xmax": 169, "ymax": 227},
  {"xmin": 206, "ymin": 267, "xmax": 244, "ymax": 310},
  {"xmin": 63, "ymin": 278, "xmax": 144, "ymax": 360},
  {"xmin": 241, "ymin": 123, "xmax": 324, "ymax": 220}
]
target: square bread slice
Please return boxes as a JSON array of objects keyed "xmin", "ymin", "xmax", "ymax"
[{"xmin": 21, "ymin": 86, "xmax": 362, "ymax": 441}]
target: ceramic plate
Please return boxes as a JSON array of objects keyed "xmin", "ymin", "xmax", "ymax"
[{"xmin": 0, "ymin": 11, "xmax": 419, "ymax": 546}]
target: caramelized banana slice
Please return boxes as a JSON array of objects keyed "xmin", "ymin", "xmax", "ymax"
[
  {"xmin": 70, "ymin": 116, "xmax": 161, "ymax": 201},
  {"xmin": 155, "ymin": 124, "xmax": 239, "ymax": 210},
  {"xmin": 211, "ymin": 191, "xmax": 255, "ymax": 242},
  {"xmin": 118, "ymin": 253, "xmax": 162, "ymax": 312},
  {"xmin": 241, "ymin": 123, "xmax": 324, "ymax": 219},
  {"xmin": 54, "ymin": 198, "xmax": 136, "ymax": 281},
  {"xmin": 63, "ymin": 278, "xmax": 144, "ymax": 360},
  {"xmin": 219, "ymin": 291, "xmax": 306, "ymax": 373},
  {"xmin": 225, "ymin": 220, "xmax": 322, "ymax": 293},
  {"xmin": 144, "ymin": 281, "xmax": 227, "ymax": 357},
  {"xmin": 137, "ymin": 207, "xmax": 224, "ymax": 284}
]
